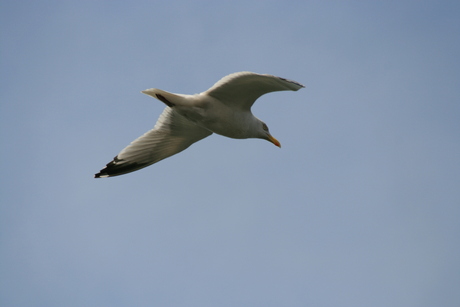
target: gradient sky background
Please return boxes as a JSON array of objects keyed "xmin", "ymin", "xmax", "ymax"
[{"xmin": 1, "ymin": 1, "xmax": 459, "ymax": 306}]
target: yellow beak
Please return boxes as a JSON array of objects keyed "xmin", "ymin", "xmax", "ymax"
[{"xmin": 268, "ymin": 134, "xmax": 281, "ymax": 148}]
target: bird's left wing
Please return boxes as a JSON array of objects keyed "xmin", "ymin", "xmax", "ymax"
[
  {"xmin": 95, "ymin": 107, "xmax": 212, "ymax": 178},
  {"xmin": 204, "ymin": 72, "xmax": 304, "ymax": 110}
]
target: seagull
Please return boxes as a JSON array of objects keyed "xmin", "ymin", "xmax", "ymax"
[{"xmin": 94, "ymin": 72, "xmax": 304, "ymax": 178}]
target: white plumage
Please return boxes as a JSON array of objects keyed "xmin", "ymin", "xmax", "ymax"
[{"xmin": 95, "ymin": 72, "xmax": 304, "ymax": 178}]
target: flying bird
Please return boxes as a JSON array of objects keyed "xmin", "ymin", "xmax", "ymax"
[{"xmin": 95, "ymin": 72, "xmax": 304, "ymax": 178}]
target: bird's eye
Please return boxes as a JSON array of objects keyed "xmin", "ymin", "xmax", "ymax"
[{"xmin": 262, "ymin": 123, "xmax": 268, "ymax": 131}]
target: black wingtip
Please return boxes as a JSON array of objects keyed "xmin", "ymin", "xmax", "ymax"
[
  {"xmin": 278, "ymin": 77, "xmax": 305, "ymax": 89},
  {"xmin": 94, "ymin": 169, "xmax": 109, "ymax": 178},
  {"xmin": 94, "ymin": 156, "xmax": 118, "ymax": 178},
  {"xmin": 94, "ymin": 155, "xmax": 149, "ymax": 178}
]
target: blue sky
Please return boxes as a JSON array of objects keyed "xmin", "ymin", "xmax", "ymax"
[{"xmin": 1, "ymin": 1, "xmax": 459, "ymax": 306}]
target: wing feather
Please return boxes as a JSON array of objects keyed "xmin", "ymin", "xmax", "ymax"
[
  {"xmin": 95, "ymin": 107, "xmax": 212, "ymax": 177},
  {"xmin": 204, "ymin": 72, "xmax": 304, "ymax": 110}
]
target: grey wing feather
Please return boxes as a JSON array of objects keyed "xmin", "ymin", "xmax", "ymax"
[
  {"xmin": 95, "ymin": 107, "xmax": 212, "ymax": 177},
  {"xmin": 204, "ymin": 72, "xmax": 305, "ymax": 110}
]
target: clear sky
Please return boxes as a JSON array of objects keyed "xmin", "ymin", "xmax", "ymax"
[{"xmin": 1, "ymin": 1, "xmax": 459, "ymax": 306}]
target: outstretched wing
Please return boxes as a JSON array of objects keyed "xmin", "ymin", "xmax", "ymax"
[
  {"xmin": 204, "ymin": 72, "xmax": 305, "ymax": 111},
  {"xmin": 95, "ymin": 107, "xmax": 212, "ymax": 178}
]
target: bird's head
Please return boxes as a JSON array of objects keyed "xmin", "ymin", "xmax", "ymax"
[{"xmin": 257, "ymin": 120, "xmax": 281, "ymax": 148}]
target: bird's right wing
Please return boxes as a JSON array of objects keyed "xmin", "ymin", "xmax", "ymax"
[
  {"xmin": 95, "ymin": 107, "xmax": 212, "ymax": 178},
  {"xmin": 204, "ymin": 72, "xmax": 304, "ymax": 111}
]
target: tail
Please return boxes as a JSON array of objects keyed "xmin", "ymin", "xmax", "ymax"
[{"xmin": 141, "ymin": 88, "xmax": 187, "ymax": 108}]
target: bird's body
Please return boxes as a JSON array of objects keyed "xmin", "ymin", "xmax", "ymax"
[
  {"xmin": 174, "ymin": 94, "xmax": 254, "ymax": 139},
  {"xmin": 95, "ymin": 72, "xmax": 304, "ymax": 178}
]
